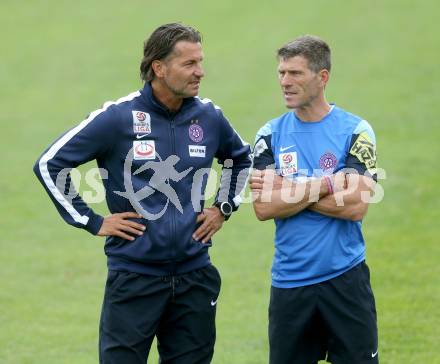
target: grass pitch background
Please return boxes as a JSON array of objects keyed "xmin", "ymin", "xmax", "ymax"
[{"xmin": 1, "ymin": 0, "xmax": 439, "ymax": 363}]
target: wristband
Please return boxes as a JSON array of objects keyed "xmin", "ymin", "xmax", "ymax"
[{"xmin": 324, "ymin": 175, "xmax": 334, "ymax": 195}]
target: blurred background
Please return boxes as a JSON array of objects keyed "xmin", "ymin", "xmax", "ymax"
[{"xmin": 1, "ymin": 0, "xmax": 439, "ymax": 362}]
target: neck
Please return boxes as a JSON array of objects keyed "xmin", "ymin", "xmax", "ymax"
[
  {"xmin": 294, "ymin": 95, "xmax": 331, "ymax": 122},
  {"xmin": 151, "ymin": 79, "xmax": 183, "ymax": 112}
]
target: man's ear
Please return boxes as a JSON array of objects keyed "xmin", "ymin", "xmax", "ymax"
[
  {"xmin": 320, "ymin": 69, "xmax": 330, "ymax": 87},
  {"xmin": 151, "ymin": 60, "xmax": 165, "ymax": 79}
]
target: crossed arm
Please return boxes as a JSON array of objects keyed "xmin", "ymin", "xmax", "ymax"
[
  {"xmin": 309, "ymin": 174, "xmax": 375, "ymax": 221},
  {"xmin": 250, "ymin": 169, "xmax": 375, "ymax": 221}
]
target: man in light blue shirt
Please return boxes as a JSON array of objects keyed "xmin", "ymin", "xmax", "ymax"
[{"xmin": 251, "ymin": 35, "xmax": 379, "ymax": 364}]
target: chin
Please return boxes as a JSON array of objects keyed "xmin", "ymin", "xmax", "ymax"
[
  {"xmin": 285, "ymin": 102, "xmax": 298, "ymax": 109},
  {"xmin": 186, "ymin": 89, "xmax": 199, "ymax": 97}
]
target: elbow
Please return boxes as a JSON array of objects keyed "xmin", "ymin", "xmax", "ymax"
[
  {"xmin": 253, "ymin": 203, "xmax": 272, "ymax": 221},
  {"xmin": 33, "ymin": 158, "xmax": 41, "ymax": 177},
  {"xmin": 348, "ymin": 207, "xmax": 367, "ymax": 221},
  {"xmin": 255, "ymin": 211, "xmax": 270, "ymax": 221},
  {"xmin": 349, "ymin": 213, "xmax": 363, "ymax": 222}
]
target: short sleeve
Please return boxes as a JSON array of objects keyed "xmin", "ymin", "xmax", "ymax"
[
  {"xmin": 345, "ymin": 119, "xmax": 377, "ymax": 180},
  {"xmin": 253, "ymin": 123, "xmax": 275, "ymax": 170}
]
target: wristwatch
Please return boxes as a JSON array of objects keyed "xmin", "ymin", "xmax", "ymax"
[{"xmin": 214, "ymin": 201, "xmax": 233, "ymax": 221}]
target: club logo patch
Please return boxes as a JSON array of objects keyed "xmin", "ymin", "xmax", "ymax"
[
  {"xmin": 189, "ymin": 124, "xmax": 204, "ymax": 143},
  {"xmin": 133, "ymin": 140, "xmax": 156, "ymax": 160},
  {"xmin": 132, "ymin": 111, "xmax": 151, "ymax": 134},
  {"xmin": 350, "ymin": 131, "xmax": 376, "ymax": 172},
  {"xmin": 188, "ymin": 145, "xmax": 206, "ymax": 158},
  {"xmin": 319, "ymin": 152, "xmax": 338, "ymax": 171},
  {"xmin": 279, "ymin": 152, "xmax": 297, "ymax": 176}
]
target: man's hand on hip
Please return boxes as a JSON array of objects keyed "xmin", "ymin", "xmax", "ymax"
[
  {"xmin": 193, "ymin": 207, "xmax": 225, "ymax": 244},
  {"xmin": 97, "ymin": 212, "xmax": 146, "ymax": 241}
]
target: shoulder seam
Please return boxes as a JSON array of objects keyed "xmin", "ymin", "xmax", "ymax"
[{"xmin": 195, "ymin": 96, "xmax": 221, "ymax": 110}]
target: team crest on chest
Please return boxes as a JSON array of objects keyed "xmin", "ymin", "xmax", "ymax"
[
  {"xmin": 188, "ymin": 120, "xmax": 204, "ymax": 143},
  {"xmin": 319, "ymin": 152, "xmax": 338, "ymax": 171},
  {"xmin": 279, "ymin": 152, "xmax": 297, "ymax": 176},
  {"xmin": 132, "ymin": 111, "xmax": 151, "ymax": 134}
]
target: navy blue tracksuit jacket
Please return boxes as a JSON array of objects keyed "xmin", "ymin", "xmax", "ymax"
[{"xmin": 34, "ymin": 83, "xmax": 252, "ymax": 275}]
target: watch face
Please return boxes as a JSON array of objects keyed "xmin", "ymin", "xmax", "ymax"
[{"xmin": 221, "ymin": 202, "xmax": 233, "ymax": 216}]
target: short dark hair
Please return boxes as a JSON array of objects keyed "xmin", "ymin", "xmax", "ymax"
[
  {"xmin": 140, "ymin": 23, "xmax": 202, "ymax": 82},
  {"xmin": 277, "ymin": 35, "xmax": 331, "ymax": 73}
]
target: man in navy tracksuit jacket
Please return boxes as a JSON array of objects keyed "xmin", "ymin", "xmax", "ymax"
[{"xmin": 33, "ymin": 23, "xmax": 251, "ymax": 364}]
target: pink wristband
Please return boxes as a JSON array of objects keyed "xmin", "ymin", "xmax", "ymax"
[{"xmin": 324, "ymin": 175, "xmax": 334, "ymax": 194}]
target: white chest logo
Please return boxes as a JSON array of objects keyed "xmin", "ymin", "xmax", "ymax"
[
  {"xmin": 132, "ymin": 111, "xmax": 151, "ymax": 134},
  {"xmin": 133, "ymin": 140, "xmax": 156, "ymax": 160},
  {"xmin": 279, "ymin": 152, "xmax": 297, "ymax": 176}
]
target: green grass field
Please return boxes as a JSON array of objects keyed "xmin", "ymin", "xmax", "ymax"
[{"xmin": 1, "ymin": 0, "xmax": 440, "ymax": 363}]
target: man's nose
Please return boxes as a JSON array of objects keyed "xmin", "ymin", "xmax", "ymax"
[
  {"xmin": 195, "ymin": 64, "xmax": 205, "ymax": 78},
  {"xmin": 280, "ymin": 74, "xmax": 291, "ymax": 87}
]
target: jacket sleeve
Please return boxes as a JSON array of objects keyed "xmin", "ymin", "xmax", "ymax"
[
  {"xmin": 33, "ymin": 105, "xmax": 119, "ymax": 235},
  {"xmin": 214, "ymin": 109, "xmax": 252, "ymax": 211}
]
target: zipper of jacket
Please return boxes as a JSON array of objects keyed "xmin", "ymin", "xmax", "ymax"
[{"xmin": 169, "ymin": 118, "xmax": 177, "ymax": 269}]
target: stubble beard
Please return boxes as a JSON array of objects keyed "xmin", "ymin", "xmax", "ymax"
[{"xmin": 167, "ymin": 78, "xmax": 200, "ymax": 99}]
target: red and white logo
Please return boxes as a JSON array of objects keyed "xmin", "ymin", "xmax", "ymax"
[
  {"xmin": 136, "ymin": 111, "xmax": 146, "ymax": 121},
  {"xmin": 282, "ymin": 153, "xmax": 293, "ymax": 164},
  {"xmin": 133, "ymin": 140, "xmax": 156, "ymax": 160},
  {"xmin": 132, "ymin": 111, "xmax": 151, "ymax": 134},
  {"xmin": 279, "ymin": 152, "xmax": 297, "ymax": 176}
]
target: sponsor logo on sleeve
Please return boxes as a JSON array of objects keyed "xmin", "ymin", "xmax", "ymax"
[
  {"xmin": 189, "ymin": 145, "xmax": 206, "ymax": 158},
  {"xmin": 133, "ymin": 140, "xmax": 156, "ymax": 160},
  {"xmin": 279, "ymin": 152, "xmax": 297, "ymax": 176},
  {"xmin": 350, "ymin": 131, "xmax": 377, "ymax": 172},
  {"xmin": 132, "ymin": 111, "xmax": 151, "ymax": 134}
]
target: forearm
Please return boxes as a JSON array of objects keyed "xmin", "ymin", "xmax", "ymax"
[
  {"xmin": 253, "ymin": 195, "xmax": 311, "ymax": 220},
  {"xmin": 309, "ymin": 175, "xmax": 374, "ymax": 221},
  {"xmin": 309, "ymin": 192, "xmax": 367, "ymax": 221},
  {"xmin": 253, "ymin": 177, "xmax": 329, "ymax": 221},
  {"xmin": 217, "ymin": 149, "xmax": 252, "ymax": 208},
  {"xmin": 33, "ymin": 159, "xmax": 104, "ymax": 234}
]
